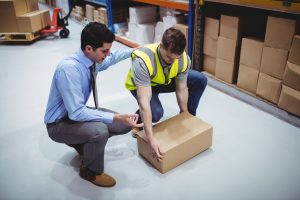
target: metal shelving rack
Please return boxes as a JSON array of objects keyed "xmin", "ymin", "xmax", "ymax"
[{"xmin": 195, "ymin": 0, "xmax": 300, "ymax": 127}]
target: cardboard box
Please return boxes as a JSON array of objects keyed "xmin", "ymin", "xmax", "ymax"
[
  {"xmin": 203, "ymin": 55, "xmax": 216, "ymax": 75},
  {"xmin": 17, "ymin": 9, "xmax": 50, "ymax": 32},
  {"xmin": 220, "ymin": 15, "xmax": 241, "ymax": 41},
  {"xmin": 216, "ymin": 36, "xmax": 239, "ymax": 62},
  {"xmin": 174, "ymin": 23, "xmax": 188, "ymax": 53},
  {"xmin": 0, "ymin": 0, "xmax": 19, "ymax": 32},
  {"xmin": 283, "ymin": 62, "xmax": 300, "ymax": 91},
  {"xmin": 137, "ymin": 112, "xmax": 213, "ymax": 174},
  {"xmin": 204, "ymin": 17, "xmax": 219, "ymax": 40},
  {"xmin": 129, "ymin": 6, "xmax": 157, "ymax": 24},
  {"xmin": 203, "ymin": 35, "xmax": 217, "ymax": 57},
  {"xmin": 288, "ymin": 35, "xmax": 300, "ymax": 66},
  {"xmin": 85, "ymin": 4, "xmax": 95, "ymax": 22},
  {"xmin": 278, "ymin": 85, "xmax": 300, "ymax": 116},
  {"xmin": 240, "ymin": 38, "xmax": 264, "ymax": 69},
  {"xmin": 256, "ymin": 72, "xmax": 282, "ymax": 104},
  {"xmin": 264, "ymin": 16, "xmax": 296, "ymax": 50},
  {"xmin": 260, "ymin": 47, "xmax": 288, "ymax": 79},
  {"xmin": 215, "ymin": 58, "xmax": 237, "ymax": 84},
  {"xmin": 237, "ymin": 64, "xmax": 259, "ymax": 94}
]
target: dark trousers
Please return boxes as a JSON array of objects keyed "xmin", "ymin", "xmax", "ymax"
[
  {"xmin": 131, "ymin": 70, "xmax": 207, "ymax": 123},
  {"xmin": 46, "ymin": 108, "xmax": 131, "ymax": 174}
]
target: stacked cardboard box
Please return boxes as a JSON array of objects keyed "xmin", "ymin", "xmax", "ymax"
[
  {"xmin": 215, "ymin": 15, "xmax": 242, "ymax": 83},
  {"xmin": 237, "ymin": 38, "xmax": 264, "ymax": 94},
  {"xmin": 137, "ymin": 112, "xmax": 213, "ymax": 173},
  {"xmin": 0, "ymin": 0, "xmax": 50, "ymax": 33},
  {"xmin": 203, "ymin": 17, "xmax": 219, "ymax": 75},
  {"xmin": 94, "ymin": 7, "xmax": 108, "ymax": 25},
  {"xmin": 128, "ymin": 6, "xmax": 157, "ymax": 45},
  {"xmin": 85, "ymin": 4, "xmax": 95, "ymax": 22},
  {"xmin": 70, "ymin": 5, "xmax": 84, "ymax": 22},
  {"xmin": 278, "ymin": 35, "xmax": 300, "ymax": 116},
  {"xmin": 256, "ymin": 16, "xmax": 296, "ymax": 105}
]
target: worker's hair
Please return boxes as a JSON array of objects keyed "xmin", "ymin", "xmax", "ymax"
[
  {"xmin": 161, "ymin": 27, "xmax": 186, "ymax": 55},
  {"xmin": 81, "ymin": 22, "xmax": 115, "ymax": 51}
]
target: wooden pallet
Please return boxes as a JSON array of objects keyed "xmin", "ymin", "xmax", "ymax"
[{"xmin": 0, "ymin": 32, "xmax": 41, "ymax": 42}]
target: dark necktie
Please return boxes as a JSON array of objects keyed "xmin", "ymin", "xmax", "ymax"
[{"xmin": 90, "ymin": 63, "xmax": 99, "ymax": 109}]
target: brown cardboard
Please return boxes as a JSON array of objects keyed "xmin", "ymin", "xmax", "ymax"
[
  {"xmin": 240, "ymin": 38, "xmax": 264, "ymax": 69},
  {"xmin": 174, "ymin": 24, "xmax": 188, "ymax": 53},
  {"xmin": 283, "ymin": 62, "xmax": 300, "ymax": 91},
  {"xmin": 220, "ymin": 15, "xmax": 241, "ymax": 41},
  {"xmin": 137, "ymin": 112, "xmax": 213, "ymax": 174},
  {"xmin": 260, "ymin": 47, "xmax": 288, "ymax": 79},
  {"xmin": 85, "ymin": 4, "xmax": 95, "ymax": 22},
  {"xmin": 215, "ymin": 58, "xmax": 236, "ymax": 84},
  {"xmin": 204, "ymin": 17, "xmax": 219, "ymax": 40},
  {"xmin": 203, "ymin": 55, "xmax": 216, "ymax": 75},
  {"xmin": 25, "ymin": 0, "xmax": 38, "ymax": 12},
  {"xmin": 203, "ymin": 35, "xmax": 217, "ymax": 57},
  {"xmin": 288, "ymin": 35, "xmax": 300, "ymax": 66},
  {"xmin": 17, "ymin": 9, "xmax": 50, "ymax": 32},
  {"xmin": 237, "ymin": 64, "xmax": 259, "ymax": 94},
  {"xmin": 278, "ymin": 85, "xmax": 300, "ymax": 116},
  {"xmin": 0, "ymin": 1, "xmax": 19, "ymax": 32},
  {"xmin": 264, "ymin": 16, "xmax": 296, "ymax": 50},
  {"xmin": 216, "ymin": 36, "xmax": 239, "ymax": 62},
  {"xmin": 256, "ymin": 72, "xmax": 282, "ymax": 104}
]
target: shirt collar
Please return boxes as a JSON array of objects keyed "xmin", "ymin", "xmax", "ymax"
[
  {"xmin": 75, "ymin": 49, "xmax": 94, "ymax": 69},
  {"xmin": 157, "ymin": 46, "xmax": 171, "ymax": 68}
]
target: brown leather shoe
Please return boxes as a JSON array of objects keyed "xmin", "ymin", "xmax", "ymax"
[
  {"xmin": 131, "ymin": 127, "xmax": 142, "ymax": 138},
  {"xmin": 79, "ymin": 164, "xmax": 116, "ymax": 187}
]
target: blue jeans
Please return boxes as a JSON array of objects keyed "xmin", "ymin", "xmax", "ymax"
[{"xmin": 130, "ymin": 70, "xmax": 207, "ymax": 123}]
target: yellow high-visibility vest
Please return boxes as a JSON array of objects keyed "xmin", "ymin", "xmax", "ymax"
[{"xmin": 125, "ymin": 43, "xmax": 188, "ymax": 91}]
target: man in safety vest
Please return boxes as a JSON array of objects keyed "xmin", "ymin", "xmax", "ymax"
[{"xmin": 125, "ymin": 27, "xmax": 207, "ymax": 161}]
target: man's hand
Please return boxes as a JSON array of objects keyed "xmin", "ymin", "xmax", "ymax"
[
  {"xmin": 114, "ymin": 113, "xmax": 144, "ymax": 128},
  {"xmin": 147, "ymin": 136, "xmax": 163, "ymax": 162}
]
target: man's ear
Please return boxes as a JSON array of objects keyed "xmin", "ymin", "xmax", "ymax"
[{"xmin": 84, "ymin": 45, "xmax": 93, "ymax": 53}]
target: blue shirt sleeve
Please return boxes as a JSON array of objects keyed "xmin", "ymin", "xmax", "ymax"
[{"xmin": 96, "ymin": 48, "xmax": 133, "ymax": 71}]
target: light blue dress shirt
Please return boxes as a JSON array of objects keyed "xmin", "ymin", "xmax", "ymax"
[{"xmin": 44, "ymin": 48, "xmax": 133, "ymax": 124}]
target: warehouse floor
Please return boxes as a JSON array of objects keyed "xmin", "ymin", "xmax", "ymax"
[{"xmin": 1, "ymin": 10, "xmax": 300, "ymax": 200}]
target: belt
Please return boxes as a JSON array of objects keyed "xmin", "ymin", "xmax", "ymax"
[{"xmin": 46, "ymin": 116, "xmax": 68, "ymax": 128}]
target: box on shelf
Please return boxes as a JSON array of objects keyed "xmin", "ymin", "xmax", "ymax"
[
  {"xmin": 288, "ymin": 35, "xmax": 300, "ymax": 66},
  {"xmin": 215, "ymin": 58, "xmax": 237, "ymax": 84},
  {"xmin": 137, "ymin": 112, "xmax": 213, "ymax": 174},
  {"xmin": 129, "ymin": 22, "xmax": 155, "ymax": 45},
  {"xmin": 283, "ymin": 62, "xmax": 300, "ymax": 91},
  {"xmin": 203, "ymin": 55, "xmax": 216, "ymax": 75},
  {"xmin": 256, "ymin": 72, "xmax": 282, "ymax": 104},
  {"xmin": 203, "ymin": 36, "xmax": 217, "ymax": 57},
  {"xmin": 85, "ymin": 4, "xmax": 95, "ymax": 22},
  {"xmin": 264, "ymin": 16, "xmax": 296, "ymax": 50},
  {"xmin": 239, "ymin": 38, "xmax": 264, "ymax": 69},
  {"xmin": 220, "ymin": 15, "xmax": 242, "ymax": 41},
  {"xmin": 204, "ymin": 17, "xmax": 219, "ymax": 40},
  {"xmin": 129, "ymin": 6, "xmax": 157, "ymax": 24},
  {"xmin": 260, "ymin": 47, "xmax": 288, "ymax": 79},
  {"xmin": 278, "ymin": 85, "xmax": 300, "ymax": 116},
  {"xmin": 216, "ymin": 36, "xmax": 239, "ymax": 62},
  {"xmin": 237, "ymin": 64, "xmax": 259, "ymax": 94}
]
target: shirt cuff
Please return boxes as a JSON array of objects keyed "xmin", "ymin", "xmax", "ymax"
[{"xmin": 100, "ymin": 111, "xmax": 114, "ymax": 124}]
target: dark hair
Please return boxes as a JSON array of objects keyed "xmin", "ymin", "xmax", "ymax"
[
  {"xmin": 81, "ymin": 22, "xmax": 115, "ymax": 51},
  {"xmin": 161, "ymin": 27, "xmax": 186, "ymax": 55}
]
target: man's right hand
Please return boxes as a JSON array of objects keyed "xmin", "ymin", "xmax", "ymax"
[{"xmin": 147, "ymin": 136, "xmax": 163, "ymax": 162}]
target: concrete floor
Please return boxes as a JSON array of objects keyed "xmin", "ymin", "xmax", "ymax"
[{"xmin": 0, "ymin": 12, "xmax": 300, "ymax": 200}]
